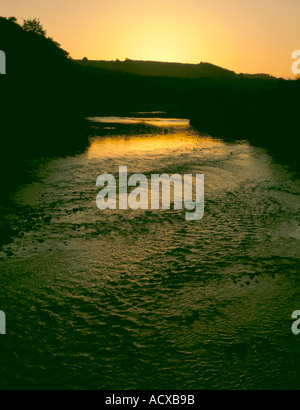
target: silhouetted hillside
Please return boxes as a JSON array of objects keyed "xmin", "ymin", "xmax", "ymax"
[
  {"xmin": 77, "ymin": 58, "xmax": 277, "ymax": 81},
  {"xmin": 0, "ymin": 17, "xmax": 88, "ymax": 157},
  {"xmin": 77, "ymin": 59, "xmax": 239, "ymax": 79},
  {"xmin": 0, "ymin": 17, "xmax": 70, "ymax": 75}
]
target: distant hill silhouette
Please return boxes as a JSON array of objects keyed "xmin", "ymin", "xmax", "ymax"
[
  {"xmin": 78, "ymin": 59, "xmax": 276, "ymax": 80},
  {"xmin": 77, "ymin": 59, "xmax": 240, "ymax": 79}
]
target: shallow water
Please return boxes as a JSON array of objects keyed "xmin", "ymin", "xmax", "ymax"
[{"xmin": 0, "ymin": 116, "xmax": 300, "ymax": 389}]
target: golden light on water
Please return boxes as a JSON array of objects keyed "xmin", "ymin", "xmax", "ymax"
[
  {"xmin": 88, "ymin": 117, "xmax": 190, "ymax": 127},
  {"xmin": 86, "ymin": 117, "xmax": 225, "ymax": 160},
  {"xmin": 87, "ymin": 134, "xmax": 194, "ymax": 159}
]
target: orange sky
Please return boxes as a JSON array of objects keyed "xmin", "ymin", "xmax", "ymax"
[{"xmin": 1, "ymin": 0, "xmax": 300, "ymax": 78}]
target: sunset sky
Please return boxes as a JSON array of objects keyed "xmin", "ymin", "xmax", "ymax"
[{"xmin": 1, "ymin": 0, "xmax": 300, "ymax": 77}]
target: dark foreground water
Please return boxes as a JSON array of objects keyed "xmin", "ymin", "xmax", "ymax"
[{"xmin": 0, "ymin": 115, "xmax": 299, "ymax": 389}]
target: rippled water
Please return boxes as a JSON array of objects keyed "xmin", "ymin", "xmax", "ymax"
[{"xmin": 0, "ymin": 115, "xmax": 299, "ymax": 389}]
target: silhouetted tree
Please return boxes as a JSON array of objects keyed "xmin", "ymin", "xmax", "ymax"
[
  {"xmin": 22, "ymin": 18, "xmax": 46, "ymax": 36},
  {"xmin": 7, "ymin": 17, "xmax": 18, "ymax": 23}
]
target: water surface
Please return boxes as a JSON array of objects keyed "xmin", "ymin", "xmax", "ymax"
[{"xmin": 0, "ymin": 116, "xmax": 299, "ymax": 389}]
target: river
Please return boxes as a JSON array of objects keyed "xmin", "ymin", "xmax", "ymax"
[{"xmin": 0, "ymin": 114, "xmax": 299, "ymax": 389}]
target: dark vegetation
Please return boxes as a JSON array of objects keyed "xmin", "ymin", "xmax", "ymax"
[
  {"xmin": 0, "ymin": 17, "xmax": 87, "ymax": 158},
  {"xmin": 1, "ymin": 17, "xmax": 299, "ymax": 172}
]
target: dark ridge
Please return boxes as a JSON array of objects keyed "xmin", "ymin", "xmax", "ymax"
[{"xmin": 76, "ymin": 59, "xmax": 238, "ymax": 79}]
